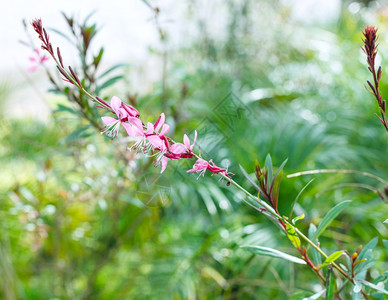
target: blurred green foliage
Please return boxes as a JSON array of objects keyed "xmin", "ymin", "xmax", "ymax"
[{"xmin": 1, "ymin": 1, "xmax": 388, "ymax": 299}]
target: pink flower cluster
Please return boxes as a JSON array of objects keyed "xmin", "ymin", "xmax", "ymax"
[
  {"xmin": 100, "ymin": 96, "xmax": 232, "ymax": 180},
  {"xmin": 28, "ymin": 48, "xmax": 49, "ymax": 72}
]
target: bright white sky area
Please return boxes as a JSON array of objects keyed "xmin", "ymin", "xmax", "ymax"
[
  {"xmin": 3, "ymin": 0, "xmax": 167, "ymax": 73},
  {"xmin": 1, "ymin": 0, "xmax": 182, "ymax": 119},
  {"xmin": 0, "ymin": 0, "xmax": 342, "ymax": 120}
]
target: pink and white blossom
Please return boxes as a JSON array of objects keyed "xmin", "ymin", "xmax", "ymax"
[
  {"xmin": 187, "ymin": 158, "xmax": 231, "ymax": 179},
  {"xmin": 101, "ymin": 96, "xmax": 141, "ymax": 138}
]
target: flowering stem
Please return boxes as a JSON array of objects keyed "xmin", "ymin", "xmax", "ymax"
[
  {"xmin": 362, "ymin": 26, "xmax": 388, "ymax": 134},
  {"xmin": 215, "ymin": 167, "xmax": 365, "ymax": 294},
  {"xmin": 54, "ymin": 58, "xmax": 111, "ymax": 110},
  {"xmin": 31, "ymin": 18, "xmax": 369, "ymax": 298}
]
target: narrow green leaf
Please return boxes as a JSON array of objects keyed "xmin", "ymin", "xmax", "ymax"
[
  {"xmin": 93, "ymin": 47, "xmax": 104, "ymax": 68},
  {"xmin": 307, "ymin": 290, "xmax": 326, "ymax": 300},
  {"xmin": 320, "ymin": 251, "xmax": 344, "ymax": 269},
  {"xmin": 54, "ymin": 104, "xmax": 78, "ymax": 115},
  {"xmin": 292, "ymin": 213, "xmax": 305, "ymax": 225},
  {"xmin": 383, "ymin": 239, "xmax": 388, "ymax": 249},
  {"xmin": 264, "ymin": 154, "xmax": 273, "ymax": 191},
  {"xmin": 197, "ymin": 186, "xmax": 217, "ymax": 216},
  {"xmin": 308, "ymin": 224, "xmax": 322, "ymax": 266},
  {"xmin": 272, "ymin": 169, "xmax": 282, "ymax": 210},
  {"xmin": 98, "ymin": 63, "xmax": 131, "ymax": 79},
  {"xmin": 355, "ymin": 279, "xmax": 388, "ymax": 295},
  {"xmin": 270, "ymin": 158, "xmax": 288, "ymax": 194},
  {"xmin": 273, "ymin": 158, "xmax": 288, "ymax": 180},
  {"xmin": 97, "ymin": 75, "xmax": 124, "ymax": 93},
  {"xmin": 241, "ymin": 245, "xmax": 306, "ymax": 264},
  {"xmin": 312, "ymin": 200, "xmax": 351, "ymax": 242},
  {"xmin": 286, "ymin": 224, "xmax": 301, "ymax": 249},
  {"xmin": 353, "ymin": 259, "xmax": 367, "ymax": 267},
  {"xmin": 353, "ymin": 280, "xmax": 362, "ymax": 299},
  {"xmin": 48, "ymin": 27, "xmax": 73, "ymax": 44},
  {"xmin": 291, "ymin": 290, "xmax": 325, "ymax": 300},
  {"xmin": 326, "ymin": 266, "xmax": 336, "ymax": 300},
  {"xmin": 65, "ymin": 126, "xmax": 91, "ymax": 143},
  {"xmin": 354, "ymin": 237, "xmax": 378, "ymax": 273},
  {"xmin": 239, "ymin": 164, "xmax": 261, "ymax": 192},
  {"xmin": 83, "ymin": 9, "xmax": 97, "ymax": 26},
  {"xmin": 289, "ymin": 179, "xmax": 314, "ymax": 220}
]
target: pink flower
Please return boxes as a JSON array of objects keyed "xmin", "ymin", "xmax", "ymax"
[
  {"xmin": 130, "ymin": 122, "xmax": 154, "ymax": 153},
  {"xmin": 186, "ymin": 158, "xmax": 209, "ymax": 177},
  {"xmin": 121, "ymin": 102, "xmax": 140, "ymax": 118},
  {"xmin": 27, "ymin": 48, "xmax": 49, "ymax": 72},
  {"xmin": 154, "ymin": 113, "xmax": 169, "ymax": 134},
  {"xmin": 146, "ymin": 113, "xmax": 171, "ymax": 152},
  {"xmin": 184, "ymin": 131, "xmax": 197, "ymax": 154},
  {"xmin": 129, "ymin": 114, "xmax": 170, "ymax": 156},
  {"xmin": 101, "ymin": 96, "xmax": 142, "ymax": 138},
  {"xmin": 187, "ymin": 158, "xmax": 231, "ymax": 180},
  {"xmin": 165, "ymin": 131, "xmax": 197, "ymax": 159},
  {"xmin": 153, "ymin": 130, "xmax": 197, "ymax": 173}
]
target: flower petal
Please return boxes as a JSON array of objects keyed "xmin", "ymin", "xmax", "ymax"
[
  {"xmin": 128, "ymin": 117, "xmax": 144, "ymax": 135},
  {"xmin": 159, "ymin": 124, "xmax": 169, "ymax": 136},
  {"xmin": 122, "ymin": 123, "xmax": 135, "ymax": 136},
  {"xmin": 154, "ymin": 113, "xmax": 165, "ymax": 133},
  {"xmin": 160, "ymin": 157, "xmax": 169, "ymax": 173},
  {"xmin": 27, "ymin": 65, "xmax": 38, "ymax": 72},
  {"xmin": 110, "ymin": 96, "xmax": 122, "ymax": 116},
  {"xmin": 145, "ymin": 122, "xmax": 154, "ymax": 134},
  {"xmin": 101, "ymin": 116, "xmax": 118, "ymax": 126},
  {"xmin": 183, "ymin": 134, "xmax": 190, "ymax": 149},
  {"xmin": 122, "ymin": 102, "xmax": 139, "ymax": 117},
  {"xmin": 187, "ymin": 158, "xmax": 208, "ymax": 173},
  {"xmin": 147, "ymin": 135, "xmax": 164, "ymax": 149},
  {"xmin": 170, "ymin": 143, "xmax": 186, "ymax": 154}
]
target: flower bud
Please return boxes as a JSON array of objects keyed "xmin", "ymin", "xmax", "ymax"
[{"xmin": 352, "ymin": 252, "xmax": 358, "ymax": 261}]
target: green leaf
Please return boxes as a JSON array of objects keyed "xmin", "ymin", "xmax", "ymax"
[
  {"xmin": 383, "ymin": 239, "xmax": 388, "ymax": 249},
  {"xmin": 272, "ymin": 158, "xmax": 288, "ymax": 182},
  {"xmin": 354, "ymin": 237, "xmax": 378, "ymax": 273},
  {"xmin": 93, "ymin": 47, "xmax": 104, "ymax": 68},
  {"xmin": 289, "ymin": 178, "xmax": 314, "ymax": 219},
  {"xmin": 239, "ymin": 164, "xmax": 261, "ymax": 192},
  {"xmin": 98, "ymin": 63, "xmax": 131, "ymax": 79},
  {"xmin": 355, "ymin": 279, "xmax": 388, "ymax": 295},
  {"xmin": 241, "ymin": 245, "xmax": 306, "ymax": 264},
  {"xmin": 97, "ymin": 75, "xmax": 124, "ymax": 93},
  {"xmin": 312, "ymin": 200, "xmax": 351, "ymax": 242},
  {"xmin": 48, "ymin": 27, "xmax": 73, "ymax": 44},
  {"xmin": 65, "ymin": 126, "xmax": 91, "ymax": 143},
  {"xmin": 270, "ymin": 158, "xmax": 288, "ymax": 197},
  {"xmin": 83, "ymin": 9, "xmax": 98, "ymax": 26},
  {"xmin": 272, "ymin": 169, "xmax": 282, "ymax": 210},
  {"xmin": 54, "ymin": 104, "xmax": 78, "ymax": 115},
  {"xmin": 291, "ymin": 290, "xmax": 326, "ymax": 300},
  {"xmin": 353, "ymin": 280, "xmax": 362, "ymax": 299},
  {"xmin": 325, "ymin": 266, "xmax": 336, "ymax": 300},
  {"xmin": 264, "ymin": 154, "xmax": 273, "ymax": 191},
  {"xmin": 292, "ymin": 213, "xmax": 305, "ymax": 225},
  {"xmin": 320, "ymin": 251, "xmax": 344, "ymax": 269},
  {"xmin": 286, "ymin": 224, "xmax": 301, "ymax": 249},
  {"xmin": 308, "ymin": 224, "xmax": 322, "ymax": 266}
]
